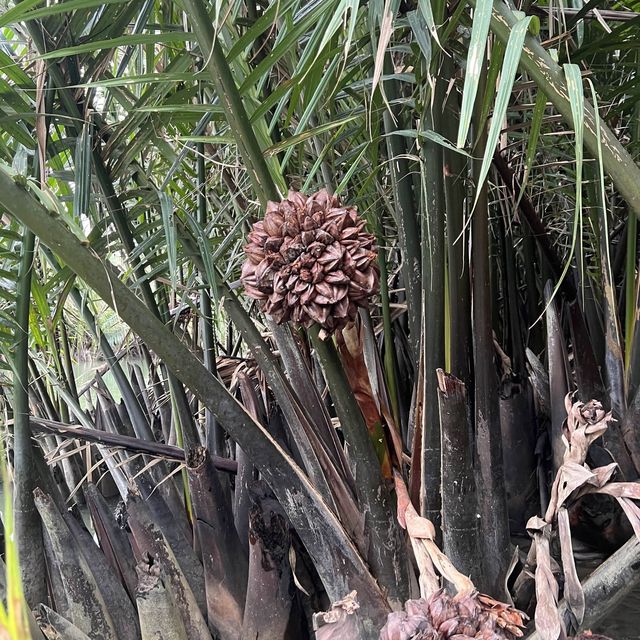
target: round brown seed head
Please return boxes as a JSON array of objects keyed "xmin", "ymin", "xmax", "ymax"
[{"xmin": 241, "ymin": 189, "xmax": 379, "ymax": 333}]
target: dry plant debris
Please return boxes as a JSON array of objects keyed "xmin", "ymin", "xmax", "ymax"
[{"xmin": 524, "ymin": 396, "xmax": 640, "ymax": 640}]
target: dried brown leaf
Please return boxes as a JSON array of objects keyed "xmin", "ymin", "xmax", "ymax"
[
  {"xmin": 313, "ymin": 591, "xmax": 364, "ymax": 640},
  {"xmin": 527, "ymin": 517, "xmax": 563, "ymax": 640},
  {"xmin": 557, "ymin": 508, "xmax": 585, "ymax": 626},
  {"xmin": 394, "ymin": 472, "xmax": 473, "ymax": 596},
  {"xmin": 545, "ymin": 463, "xmax": 596, "ymax": 521}
]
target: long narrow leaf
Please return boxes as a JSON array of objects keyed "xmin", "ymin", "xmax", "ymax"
[
  {"xmin": 38, "ymin": 33, "xmax": 193, "ymax": 60},
  {"xmin": 0, "ymin": 0, "xmax": 129, "ymax": 28},
  {"xmin": 588, "ymin": 79, "xmax": 626, "ymax": 415},
  {"xmin": 158, "ymin": 191, "xmax": 177, "ymax": 291},
  {"xmin": 457, "ymin": 0, "xmax": 493, "ymax": 147},
  {"xmin": 418, "ymin": 0, "xmax": 441, "ymax": 48},
  {"xmin": 473, "ymin": 16, "xmax": 532, "ymax": 205}
]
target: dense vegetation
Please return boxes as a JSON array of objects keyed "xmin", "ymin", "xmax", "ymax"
[{"xmin": 0, "ymin": 0, "xmax": 639, "ymax": 638}]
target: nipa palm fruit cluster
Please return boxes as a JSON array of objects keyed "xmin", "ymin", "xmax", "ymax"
[
  {"xmin": 241, "ymin": 189, "xmax": 379, "ymax": 333},
  {"xmin": 380, "ymin": 590, "xmax": 526, "ymax": 640}
]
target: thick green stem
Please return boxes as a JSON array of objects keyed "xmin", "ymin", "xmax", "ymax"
[
  {"xmin": 13, "ymin": 228, "xmax": 46, "ymax": 606},
  {"xmin": 471, "ymin": 63, "xmax": 510, "ymax": 597},
  {"xmin": 420, "ymin": 92, "xmax": 446, "ymax": 535},
  {"xmin": 442, "ymin": 73, "xmax": 472, "ymax": 384},
  {"xmin": 308, "ymin": 327, "xmax": 410, "ymax": 607},
  {"xmin": 383, "ymin": 57, "xmax": 422, "ymax": 368}
]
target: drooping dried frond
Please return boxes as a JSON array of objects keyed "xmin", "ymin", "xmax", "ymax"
[
  {"xmin": 241, "ymin": 189, "xmax": 379, "ymax": 333},
  {"xmin": 525, "ymin": 394, "xmax": 640, "ymax": 637}
]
